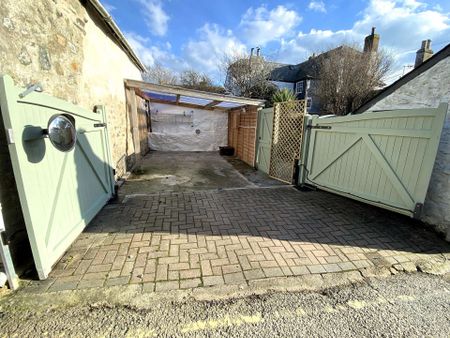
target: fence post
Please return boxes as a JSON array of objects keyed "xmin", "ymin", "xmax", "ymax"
[{"xmin": 297, "ymin": 114, "xmax": 314, "ymax": 186}]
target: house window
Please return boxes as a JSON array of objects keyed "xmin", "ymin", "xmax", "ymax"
[
  {"xmin": 307, "ymin": 97, "xmax": 312, "ymax": 108},
  {"xmin": 296, "ymin": 81, "xmax": 304, "ymax": 94}
]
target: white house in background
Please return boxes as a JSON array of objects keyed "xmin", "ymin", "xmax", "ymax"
[{"xmin": 268, "ymin": 28, "xmax": 381, "ymax": 114}]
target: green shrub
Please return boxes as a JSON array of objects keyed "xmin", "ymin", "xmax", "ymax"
[{"xmin": 272, "ymin": 88, "xmax": 296, "ymax": 103}]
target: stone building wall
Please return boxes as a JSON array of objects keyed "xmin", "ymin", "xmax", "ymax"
[
  {"xmin": 367, "ymin": 57, "xmax": 450, "ymax": 238},
  {"xmin": 0, "ymin": 0, "xmax": 142, "ymax": 171},
  {"xmin": 0, "ymin": 0, "xmax": 143, "ymax": 269}
]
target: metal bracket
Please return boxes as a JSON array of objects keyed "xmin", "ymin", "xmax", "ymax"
[
  {"xmin": 94, "ymin": 123, "xmax": 107, "ymax": 128},
  {"xmin": 19, "ymin": 83, "xmax": 43, "ymax": 98},
  {"xmin": 307, "ymin": 125, "xmax": 332, "ymax": 130}
]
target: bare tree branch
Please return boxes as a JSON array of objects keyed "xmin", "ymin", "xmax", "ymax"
[
  {"xmin": 179, "ymin": 70, "xmax": 225, "ymax": 93},
  {"xmin": 143, "ymin": 62, "xmax": 178, "ymax": 85},
  {"xmin": 314, "ymin": 46, "xmax": 393, "ymax": 115},
  {"xmin": 222, "ymin": 53, "xmax": 277, "ymax": 102}
]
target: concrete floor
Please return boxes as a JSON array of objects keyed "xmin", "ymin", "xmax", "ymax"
[{"xmin": 118, "ymin": 151, "xmax": 283, "ymax": 198}]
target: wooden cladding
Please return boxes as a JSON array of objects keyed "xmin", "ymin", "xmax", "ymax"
[{"xmin": 228, "ymin": 106, "xmax": 258, "ymax": 167}]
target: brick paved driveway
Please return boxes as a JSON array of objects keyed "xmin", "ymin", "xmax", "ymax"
[{"xmin": 43, "ymin": 186, "xmax": 449, "ymax": 293}]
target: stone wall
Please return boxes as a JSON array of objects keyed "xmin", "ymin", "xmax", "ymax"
[
  {"xmin": 0, "ymin": 0, "xmax": 142, "ymax": 172},
  {"xmin": 367, "ymin": 57, "xmax": 450, "ymax": 238},
  {"xmin": 0, "ymin": 0, "xmax": 143, "ymax": 269}
]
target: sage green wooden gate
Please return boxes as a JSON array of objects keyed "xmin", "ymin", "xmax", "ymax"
[
  {"xmin": 0, "ymin": 75, "xmax": 114, "ymax": 279},
  {"xmin": 256, "ymin": 107, "xmax": 273, "ymax": 174},
  {"xmin": 300, "ymin": 104, "xmax": 447, "ymax": 217}
]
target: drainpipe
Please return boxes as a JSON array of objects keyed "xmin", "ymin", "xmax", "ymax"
[{"xmin": 0, "ymin": 204, "xmax": 19, "ymax": 290}]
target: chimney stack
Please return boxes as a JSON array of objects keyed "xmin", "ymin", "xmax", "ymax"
[
  {"xmin": 363, "ymin": 27, "xmax": 380, "ymax": 53},
  {"xmin": 414, "ymin": 39, "xmax": 433, "ymax": 68}
]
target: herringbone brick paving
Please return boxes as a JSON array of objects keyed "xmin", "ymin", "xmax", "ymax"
[{"xmin": 41, "ymin": 187, "xmax": 449, "ymax": 292}]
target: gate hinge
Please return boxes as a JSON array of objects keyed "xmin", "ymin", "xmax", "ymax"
[
  {"xmin": 94, "ymin": 123, "xmax": 107, "ymax": 128},
  {"xmin": 6, "ymin": 129, "xmax": 14, "ymax": 144},
  {"xmin": 307, "ymin": 125, "xmax": 331, "ymax": 130}
]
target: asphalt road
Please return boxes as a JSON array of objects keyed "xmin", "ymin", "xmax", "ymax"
[{"xmin": 1, "ymin": 273, "xmax": 449, "ymax": 337}]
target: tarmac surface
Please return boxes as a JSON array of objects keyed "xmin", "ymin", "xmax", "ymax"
[{"xmin": 1, "ymin": 273, "xmax": 449, "ymax": 337}]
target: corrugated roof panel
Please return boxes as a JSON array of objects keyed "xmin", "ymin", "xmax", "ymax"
[
  {"xmin": 179, "ymin": 96, "xmax": 213, "ymax": 105},
  {"xmin": 143, "ymin": 91, "xmax": 177, "ymax": 102},
  {"xmin": 216, "ymin": 102, "xmax": 243, "ymax": 108}
]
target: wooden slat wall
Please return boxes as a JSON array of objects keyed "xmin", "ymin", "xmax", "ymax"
[
  {"xmin": 228, "ymin": 106, "xmax": 257, "ymax": 167},
  {"xmin": 136, "ymin": 96, "xmax": 149, "ymax": 156},
  {"xmin": 228, "ymin": 110, "xmax": 239, "ymax": 152}
]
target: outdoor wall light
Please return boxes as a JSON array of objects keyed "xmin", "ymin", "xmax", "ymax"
[{"xmin": 43, "ymin": 114, "xmax": 77, "ymax": 152}]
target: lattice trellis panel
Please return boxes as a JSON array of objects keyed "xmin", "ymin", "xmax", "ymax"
[{"xmin": 269, "ymin": 100, "xmax": 306, "ymax": 183}]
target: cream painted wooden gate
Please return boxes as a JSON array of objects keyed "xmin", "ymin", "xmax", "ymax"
[
  {"xmin": 300, "ymin": 104, "xmax": 447, "ymax": 217},
  {"xmin": 0, "ymin": 75, "xmax": 114, "ymax": 279},
  {"xmin": 256, "ymin": 107, "xmax": 273, "ymax": 174},
  {"xmin": 269, "ymin": 100, "xmax": 306, "ymax": 183}
]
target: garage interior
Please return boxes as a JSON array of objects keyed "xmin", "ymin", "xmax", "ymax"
[
  {"xmin": 124, "ymin": 80, "xmax": 266, "ymax": 167},
  {"xmin": 121, "ymin": 80, "xmax": 275, "ymax": 196}
]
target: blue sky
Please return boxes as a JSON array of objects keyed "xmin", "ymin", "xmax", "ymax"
[{"xmin": 102, "ymin": 0, "xmax": 450, "ymax": 83}]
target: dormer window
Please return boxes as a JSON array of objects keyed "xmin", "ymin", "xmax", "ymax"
[{"xmin": 296, "ymin": 81, "xmax": 304, "ymax": 94}]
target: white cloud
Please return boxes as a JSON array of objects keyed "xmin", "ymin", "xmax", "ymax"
[
  {"xmin": 126, "ymin": 25, "xmax": 245, "ymax": 82},
  {"xmin": 239, "ymin": 5, "xmax": 301, "ymax": 46},
  {"xmin": 308, "ymin": 1, "xmax": 326, "ymax": 13},
  {"xmin": 353, "ymin": 0, "xmax": 449, "ymax": 50},
  {"xmin": 125, "ymin": 0, "xmax": 450, "ymax": 85},
  {"xmin": 125, "ymin": 32, "xmax": 157, "ymax": 66},
  {"xmin": 274, "ymin": 0, "xmax": 450, "ymax": 80},
  {"xmin": 137, "ymin": 0, "xmax": 170, "ymax": 37},
  {"xmin": 433, "ymin": 4, "xmax": 443, "ymax": 12},
  {"xmin": 183, "ymin": 24, "xmax": 246, "ymax": 80},
  {"xmin": 125, "ymin": 32, "xmax": 188, "ymax": 73}
]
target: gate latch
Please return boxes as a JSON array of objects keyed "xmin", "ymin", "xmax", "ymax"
[
  {"xmin": 94, "ymin": 123, "xmax": 107, "ymax": 128},
  {"xmin": 19, "ymin": 83, "xmax": 43, "ymax": 98},
  {"xmin": 307, "ymin": 125, "xmax": 331, "ymax": 130}
]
